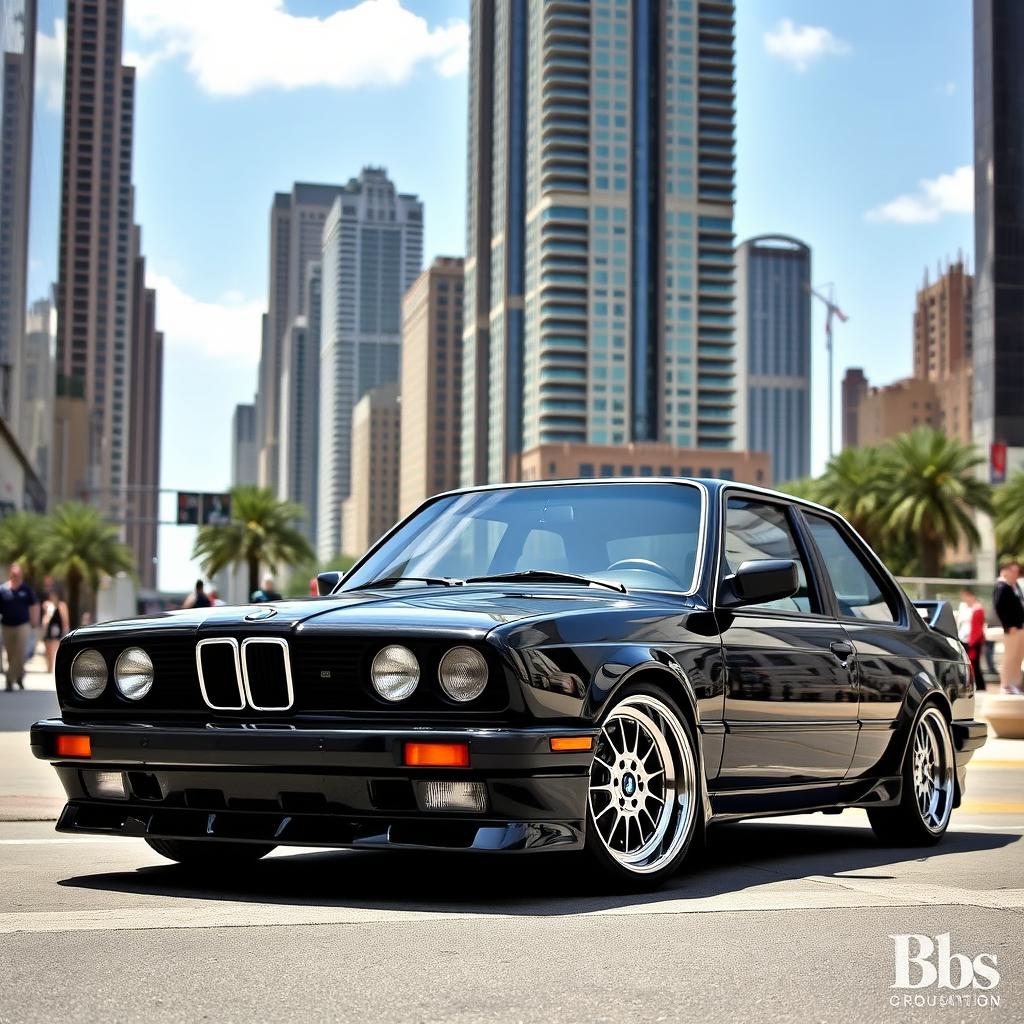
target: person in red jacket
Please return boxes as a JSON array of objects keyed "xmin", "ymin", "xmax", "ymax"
[{"xmin": 958, "ymin": 587, "xmax": 987, "ymax": 690}]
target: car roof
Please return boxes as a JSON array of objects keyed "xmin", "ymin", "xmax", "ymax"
[{"xmin": 429, "ymin": 476, "xmax": 839, "ymax": 520}]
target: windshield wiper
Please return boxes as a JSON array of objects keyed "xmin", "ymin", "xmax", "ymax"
[
  {"xmin": 465, "ymin": 569, "xmax": 626, "ymax": 594},
  {"xmin": 346, "ymin": 575, "xmax": 465, "ymax": 592}
]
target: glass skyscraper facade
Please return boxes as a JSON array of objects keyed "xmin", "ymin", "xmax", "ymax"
[
  {"xmin": 463, "ymin": 0, "xmax": 737, "ymax": 485},
  {"xmin": 735, "ymin": 235, "xmax": 811, "ymax": 484}
]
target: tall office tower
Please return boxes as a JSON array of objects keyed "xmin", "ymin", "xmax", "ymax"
[
  {"xmin": 317, "ymin": 167, "xmax": 423, "ymax": 559},
  {"xmin": 230, "ymin": 402, "xmax": 258, "ymax": 486},
  {"xmin": 841, "ymin": 368, "xmax": 868, "ymax": 450},
  {"xmin": 462, "ymin": 0, "xmax": 738, "ymax": 485},
  {"xmin": 278, "ymin": 261, "xmax": 321, "ymax": 546},
  {"xmin": 399, "ymin": 257, "xmax": 463, "ymax": 517},
  {"xmin": 914, "ymin": 258, "xmax": 974, "ymax": 442},
  {"xmin": 974, "ymin": 1, "xmax": 1024, "ymax": 453},
  {"xmin": 125, "ymin": 226, "xmax": 162, "ymax": 591},
  {"xmin": 340, "ymin": 382, "xmax": 401, "ymax": 557},
  {"xmin": 0, "ymin": 39, "xmax": 31, "ymax": 429},
  {"xmin": 735, "ymin": 236, "xmax": 811, "ymax": 484},
  {"xmin": 256, "ymin": 183, "xmax": 345, "ymax": 490},
  {"xmin": 20, "ymin": 297, "xmax": 55, "ymax": 488},
  {"xmin": 54, "ymin": 0, "xmax": 138, "ymax": 511}
]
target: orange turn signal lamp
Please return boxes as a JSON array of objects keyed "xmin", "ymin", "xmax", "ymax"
[
  {"xmin": 54, "ymin": 734, "xmax": 92, "ymax": 759},
  {"xmin": 403, "ymin": 742, "xmax": 470, "ymax": 768},
  {"xmin": 550, "ymin": 735, "xmax": 594, "ymax": 752}
]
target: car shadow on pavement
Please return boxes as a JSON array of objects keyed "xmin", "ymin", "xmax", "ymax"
[
  {"xmin": 57, "ymin": 819, "xmax": 1021, "ymax": 916},
  {"xmin": 0, "ymin": 687, "xmax": 59, "ymax": 732}
]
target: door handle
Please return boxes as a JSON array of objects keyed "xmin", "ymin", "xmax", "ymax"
[{"xmin": 830, "ymin": 640, "xmax": 854, "ymax": 660}]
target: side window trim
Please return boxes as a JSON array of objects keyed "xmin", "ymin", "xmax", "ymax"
[
  {"xmin": 718, "ymin": 491, "xmax": 831, "ymax": 618},
  {"xmin": 797, "ymin": 508, "xmax": 906, "ymax": 627}
]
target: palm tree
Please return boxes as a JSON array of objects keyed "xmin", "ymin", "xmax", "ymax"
[
  {"xmin": 776, "ymin": 477, "xmax": 822, "ymax": 504},
  {"xmin": 813, "ymin": 446, "xmax": 887, "ymax": 543},
  {"xmin": 38, "ymin": 503, "xmax": 135, "ymax": 627},
  {"xmin": 192, "ymin": 486, "xmax": 314, "ymax": 601},
  {"xmin": 994, "ymin": 470, "xmax": 1024, "ymax": 557},
  {"xmin": 0, "ymin": 511, "xmax": 48, "ymax": 587},
  {"xmin": 875, "ymin": 428, "xmax": 991, "ymax": 578}
]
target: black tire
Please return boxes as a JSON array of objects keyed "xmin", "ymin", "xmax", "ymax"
[
  {"xmin": 868, "ymin": 704, "xmax": 956, "ymax": 846},
  {"xmin": 583, "ymin": 683, "xmax": 704, "ymax": 890},
  {"xmin": 145, "ymin": 837, "xmax": 276, "ymax": 865}
]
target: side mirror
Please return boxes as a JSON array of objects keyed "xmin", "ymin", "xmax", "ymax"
[
  {"xmin": 719, "ymin": 559, "xmax": 799, "ymax": 608},
  {"xmin": 316, "ymin": 570, "xmax": 344, "ymax": 597}
]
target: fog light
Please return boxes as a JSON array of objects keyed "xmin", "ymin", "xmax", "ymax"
[
  {"xmin": 83, "ymin": 770, "xmax": 127, "ymax": 800},
  {"xmin": 416, "ymin": 780, "xmax": 488, "ymax": 813}
]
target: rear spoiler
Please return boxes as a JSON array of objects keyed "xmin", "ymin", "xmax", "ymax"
[{"xmin": 912, "ymin": 600, "xmax": 961, "ymax": 643}]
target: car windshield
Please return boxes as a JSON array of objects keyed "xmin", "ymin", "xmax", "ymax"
[{"xmin": 342, "ymin": 482, "xmax": 704, "ymax": 593}]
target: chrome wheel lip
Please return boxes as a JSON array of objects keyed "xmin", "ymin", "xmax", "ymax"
[
  {"xmin": 588, "ymin": 694, "xmax": 697, "ymax": 875},
  {"xmin": 911, "ymin": 707, "xmax": 954, "ymax": 834}
]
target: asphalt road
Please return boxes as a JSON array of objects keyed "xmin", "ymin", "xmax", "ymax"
[{"xmin": 2, "ymin": 768, "xmax": 1022, "ymax": 1023}]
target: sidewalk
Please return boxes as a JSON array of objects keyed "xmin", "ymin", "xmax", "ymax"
[
  {"xmin": 0, "ymin": 666, "xmax": 1020, "ymax": 823},
  {"xmin": 0, "ymin": 654, "xmax": 63, "ymax": 821}
]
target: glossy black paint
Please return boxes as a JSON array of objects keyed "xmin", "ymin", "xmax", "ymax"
[{"xmin": 34, "ymin": 478, "xmax": 986, "ymax": 854}]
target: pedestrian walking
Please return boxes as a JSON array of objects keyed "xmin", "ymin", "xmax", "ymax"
[
  {"xmin": 957, "ymin": 587, "xmax": 987, "ymax": 690},
  {"xmin": 182, "ymin": 579, "xmax": 212, "ymax": 609},
  {"xmin": 1, "ymin": 563, "xmax": 40, "ymax": 691},
  {"xmin": 251, "ymin": 576, "xmax": 282, "ymax": 603},
  {"xmin": 992, "ymin": 559, "xmax": 1024, "ymax": 695},
  {"xmin": 41, "ymin": 588, "xmax": 70, "ymax": 674}
]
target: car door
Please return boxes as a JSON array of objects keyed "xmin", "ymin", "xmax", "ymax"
[
  {"xmin": 715, "ymin": 493, "xmax": 859, "ymax": 795},
  {"xmin": 799, "ymin": 510, "xmax": 916, "ymax": 779}
]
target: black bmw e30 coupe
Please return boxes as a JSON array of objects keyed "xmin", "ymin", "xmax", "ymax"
[{"xmin": 31, "ymin": 478, "xmax": 988, "ymax": 888}]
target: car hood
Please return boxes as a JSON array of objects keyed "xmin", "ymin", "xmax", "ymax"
[{"xmin": 70, "ymin": 585, "xmax": 696, "ymax": 642}]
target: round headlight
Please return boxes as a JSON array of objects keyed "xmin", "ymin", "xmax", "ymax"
[
  {"xmin": 370, "ymin": 645, "xmax": 419, "ymax": 701},
  {"xmin": 438, "ymin": 646, "xmax": 489, "ymax": 703},
  {"xmin": 114, "ymin": 647, "xmax": 154, "ymax": 700},
  {"xmin": 71, "ymin": 648, "xmax": 107, "ymax": 699}
]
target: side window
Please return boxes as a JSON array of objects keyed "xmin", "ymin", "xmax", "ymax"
[
  {"xmin": 723, "ymin": 497, "xmax": 816, "ymax": 613},
  {"xmin": 805, "ymin": 515, "xmax": 899, "ymax": 623}
]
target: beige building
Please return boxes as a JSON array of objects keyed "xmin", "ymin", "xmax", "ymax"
[
  {"xmin": 515, "ymin": 442, "xmax": 770, "ymax": 487},
  {"xmin": 399, "ymin": 257, "xmax": 463, "ymax": 517},
  {"xmin": 340, "ymin": 382, "xmax": 401, "ymax": 557},
  {"xmin": 845, "ymin": 259, "xmax": 974, "ymax": 449}
]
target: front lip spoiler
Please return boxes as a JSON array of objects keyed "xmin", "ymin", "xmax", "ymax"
[{"xmin": 56, "ymin": 801, "xmax": 585, "ymax": 853}]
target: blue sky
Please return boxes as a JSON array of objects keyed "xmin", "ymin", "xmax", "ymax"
[{"xmin": 115, "ymin": 0, "xmax": 973, "ymax": 590}]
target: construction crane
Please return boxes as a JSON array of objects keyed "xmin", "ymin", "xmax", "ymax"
[{"xmin": 808, "ymin": 283, "xmax": 849, "ymax": 460}]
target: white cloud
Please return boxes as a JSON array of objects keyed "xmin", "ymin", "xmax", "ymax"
[
  {"xmin": 35, "ymin": 19, "xmax": 66, "ymax": 112},
  {"xmin": 125, "ymin": 0, "xmax": 468, "ymax": 95},
  {"xmin": 866, "ymin": 165, "xmax": 974, "ymax": 225},
  {"xmin": 763, "ymin": 18, "xmax": 851, "ymax": 72},
  {"xmin": 146, "ymin": 271, "xmax": 263, "ymax": 364}
]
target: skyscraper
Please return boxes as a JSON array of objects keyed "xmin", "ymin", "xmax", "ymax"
[
  {"xmin": 230, "ymin": 402, "xmax": 258, "ymax": 487},
  {"xmin": 126, "ymin": 225, "xmax": 163, "ymax": 591},
  {"xmin": 55, "ymin": 0, "xmax": 163, "ymax": 584},
  {"xmin": 0, "ymin": 0, "xmax": 63, "ymax": 509},
  {"xmin": 735, "ymin": 235, "xmax": 811, "ymax": 484},
  {"xmin": 55, "ymin": 0, "xmax": 136, "ymax": 507},
  {"xmin": 399, "ymin": 256, "xmax": 463, "ymax": 518},
  {"xmin": 278, "ymin": 260, "xmax": 321, "ymax": 547},
  {"xmin": 973, "ymin": 0, "xmax": 1024, "ymax": 453},
  {"xmin": 462, "ymin": 0, "xmax": 738, "ymax": 485},
  {"xmin": 317, "ymin": 167, "xmax": 422, "ymax": 559},
  {"xmin": 340, "ymin": 381, "xmax": 401, "ymax": 557},
  {"xmin": 256, "ymin": 183, "xmax": 344, "ymax": 491}
]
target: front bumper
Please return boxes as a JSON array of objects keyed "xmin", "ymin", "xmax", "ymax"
[{"xmin": 30, "ymin": 718, "xmax": 597, "ymax": 853}]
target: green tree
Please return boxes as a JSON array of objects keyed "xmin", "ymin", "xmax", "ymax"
[
  {"xmin": 813, "ymin": 446, "xmax": 887, "ymax": 543},
  {"xmin": 38, "ymin": 503, "xmax": 135, "ymax": 627},
  {"xmin": 776, "ymin": 477, "xmax": 822, "ymax": 504},
  {"xmin": 993, "ymin": 470, "xmax": 1024, "ymax": 557},
  {"xmin": 875, "ymin": 428, "xmax": 991, "ymax": 578},
  {"xmin": 192, "ymin": 486, "xmax": 314, "ymax": 601},
  {"xmin": 0, "ymin": 511, "xmax": 48, "ymax": 587}
]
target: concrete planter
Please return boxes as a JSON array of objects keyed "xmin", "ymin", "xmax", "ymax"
[{"xmin": 983, "ymin": 694, "xmax": 1024, "ymax": 740}]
